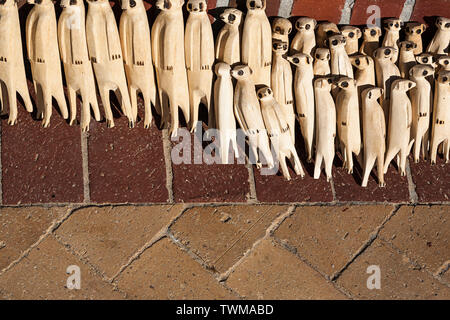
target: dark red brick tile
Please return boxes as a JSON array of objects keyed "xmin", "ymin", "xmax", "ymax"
[
  {"xmin": 291, "ymin": 0, "xmax": 346, "ymax": 24},
  {"xmin": 332, "ymin": 153, "xmax": 410, "ymax": 203},
  {"xmin": 410, "ymin": 0, "xmax": 450, "ymax": 24},
  {"xmin": 87, "ymin": 100, "xmax": 168, "ymax": 204},
  {"xmin": 1, "ymin": 88, "xmax": 83, "ymax": 205},
  {"xmin": 265, "ymin": 0, "xmax": 281, "ymax": 17},
  {"xmin": 350, "ymin": 0, "xmax": 405, "ymax": 26},
  {"xmin": 409, "ymin": 155, "xmax": 449, "ymax": 202}
]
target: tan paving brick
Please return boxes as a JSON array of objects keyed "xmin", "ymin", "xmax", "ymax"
[
  {"xmin": 379, "ymin": 205, "xmax": 450, "ymax": 275},
  {"xmin": 226, "ymin": 239, "xmax": 347, "ymax": 299},
  {"xmin": 115, "ymin": 238, "xmax": 236, "ymax": 299},
  {"xmin": 0, "ymin": 235, "xmax": 123, "ymax": 299},
  {"xmin": 0, "ymin": 206, "xmax": 67, "ymax": 270},
  {"xmin": 336, "ymin": 239, "xmax": 450, "ymax": 299},
  {"xmin": 54, "ymin": 205, "xmax": 184, "ymax": 279},
  {"xmin": 170, "ymin": 205, "xmax": 289, "ymax": 273},
  {"xmin": 274, "ymin": 205, "xmax": 394, "ymax": 278}
]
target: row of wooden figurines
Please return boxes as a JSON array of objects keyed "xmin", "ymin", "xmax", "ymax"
[{"xmin": 0, "ymin": 0, "xmax": 448, "ymax": 185}]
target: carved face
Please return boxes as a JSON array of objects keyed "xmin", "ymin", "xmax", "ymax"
[
  {"xmin": 350, "ymin": 55, "xmax": 372, "ymax": 70},
  {"xmin": 340, "ymin": 26, "xmax": 361, "ymax": 42},
  {"xmin": 120, "ymin": 0, "xmax": 140, "ymax": 10},
  {"xmin": 314, "ymin": 77, "xmax": 333, "ymax": 90},
  {"xmin": 405, "ymin": 22, "xmax": 426, "ymax": 36},
  {"xmin": 416, "ymin": 53, "xmax": 436, "ymax": 66},
  {"xmin": 335, "ymin": 76, "xmax": 356, "ymax": 90},
  {"xmin": 364, "ymin": 87, "xmax": 384, "ymax": 101},
  {"xmin": 409, "ymin": 64, "xmax": 434, "ymax": 79},
  {"xmin": 287, "ymin": 53, "xmax": 312, "ymax": 67},
  {"xmin": 257, "ymin": 86, "xmax": 274, "ymax": 101},
  {"xmin": 187, "ymin": 0, "xmax": 206, "ymax": 13},
  {"xmin": 314, "ymin": 48, "xmax": 330, "ymax": 61},
  {"xmin": 215, "ymin": 62, "xmax": 231, "ymax": 77},
  {"xmin": 155, "ymin": 0, "xmax": 184, "ymax": 10},
  {"xmin": 392, "ymin": 79, "xmax": 416, "ymax": 92},
  {"xmin": 28, "ymin": 0, "xmax": 51, "ymax": 4},
  {"xmin": 438, "ymin": 56, "xmax": 450, "ymax": 68},
  {"xmin": 272, "ymin": 18, "xmax": 292, "ymax": 36},
  {"xmin": 272, "ymin": 40, "xmax": 288, "ymax": 54},
  {"xmin": 220, "ymin": 8, "xmax": 242, "ymax": 26},
  {"xmin": 399, "ymin": 41, "xmax": 417, "ymax": 52},
  {"xmin": 231, "ymin": 65, "xmax": 252, "ymax": 80},
  {"xmin": 247, "ymin": 0, "xmax": 266, "ymax": 11},
  {"xmin": 317, "ymin": 22, "xmax": 339, "ymax": 40},
  {"xmin": 363, "ymin": 26, "xmax": 381, "ymax": 40},
  {"xmin": 436, "ymin": 17, "xmax": 450, "ymax": 31},
  {"xmin": 384, "ymin": 18, "xmax": 402, "ymax": 32},
  {"xmin": 327, "ymin": 34, "xmax": 346, "ymax": 49},
  {"xmin": 374, "ymin": 47, "xmax": 397, "ymax": 61},
  {"xmin": 436, "ymin": 70, "xmax": 450, "ymax": 85},
  {"xmin": 295, "ymin": 17, "xmax": 316, "ymax": 32}
]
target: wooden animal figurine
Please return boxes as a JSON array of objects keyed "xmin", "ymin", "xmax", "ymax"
[
  {"xmin": 416, "ymin": 53, "xmax": 437, "ymax": 68},
  {"xmin": 384, "ymin": 79, "xmax": 416, "ymax": 176},
  {"xmin": 335, "ymin": 76, "xmax": 361, "ymax": 174},
  {"xmin": 361, "ymin": 87, "xmax": 386, "ymax": 187},
  {"xmin": 287, "ymin": 53, "xmax": 315, "ymax": 162},
  {"xmin": 316, "ymin": 22, "xmax": 339, "ymax": 48},
  {"xmin": 232, "ymin": 65, "xmax": 274, "ymax": 169},
  {"xmin": 350, "ymin": 54, "xmax": 375, "ymax": 88},
  {"xmin": 409, "ymin": 64, "xmax": 434, "ymax": 163},
  {"xmin": 26, "ymin": 0, "xmax": 68, "ymax": 128},
  {"xmin": 290, "ymin": 17, "xmax": 316, "ymax": 56},
  {"xmin": 214, "ymin": 63, "xmax": 239, "ymax": 164},
  {"xmin": 313, "ymin": 48, "xmax": 330, "ymax": 76},
  {"xmin": 119, "ymin": 0, "xmax": 157, "ymax": 129},
  {"xmin": 272, "ymin": 17, "xmax": 292, "ymax": 44},
  {"xmin": 0, "ymin": 0, "xmax": 33, "ymax": 125},
  {"xmin": 398, "ymin": 41, "xmax": 417, "ymax": 78},
  {"xmin": 405, "ymin": 22, "xmax": 426, "ymax": 55},
  {"xmin": 151, "ymin": 0, "xmax": 190, "ymax": 137},
  {"xmin": 58, "ymin": 0, "xmax": 100, "ymax": 132},
  {"xmin": 360, "ymin": 26, "xmax": 381, "ymax": 57},
  {"xmin": 430, "ymin": 70, "xmax": 450, "ymax": 164},
  {"xmin": 185, "ymin": 0, "xmax": 214, "ymax": 131},
  {"xmin": 382, "ymin": 18, "xmax": 402, "ymax": 63},
  {"xmin": 215, "ymin": 8, "xmax": 242, "ymax": 66},
  {"xmin": 313, "ymin": 77, "xmax": 336, "ymax": 181},
  {"xmin": 86, "ymin": 0, "xmax": 133, "ymax": 128},
  {"xmin": 437, "ymin": 55, "xmax": 450, "ymax": 71},
  {"xmin": 257, "ymin": 86, "xmax": 305, "ymax": 180},
  {"xmin": 327, "ymin": 34, "xmax": 354, "ymax": 78},
  {"xmin": 242, "ymin": 0, "xmax": 271, "ymax": 86},
  {"xmin": 340, "ymin": 25, "xmax": 362, "ymax": 56},
  {"xmin": 271, "ymin": 40, "xmax": 295, "ymax": 141},
  {"xmin": 427, "ymin": 17, "xmax": 450, "ymax": 54}
]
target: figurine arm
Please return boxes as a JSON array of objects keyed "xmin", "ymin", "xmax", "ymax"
[
  {"xmin": 86, "ymin": 13, "xmax": 102, "ymax": 64},
  {"xmin": 57, "ymin": 15, "xmax": 68, "ymax": 64},
  {"xmin": 234, "ymin": 103, "xmax": 249, "ymax": 134},
  {"xmin": 184, "ymin": 20, "xmax": 194, "ymax": 70},
  {"xmin": 26, "ymin": 10, "xmax": 36, "ymax": 62},
  {"xmin": 132, "ymin": 19, "xmax": 147, "ymax": 66},
  {"xmin": 106, "ymin": 11, "xmax": 122, "ymax": 60},
  {"xmin": 215, "ymin": 29, "xmax": 225, "ymax": 60},
  {"xmin": 151, "ymin": 19, "xmax": 161, "ymax": 68},
  {"xmin": 201, "ymin": 19, "xmax": 215, "ymax": 68},
  {"xmin": 119, "ymin": 14, "xmax": 130, "ymax": 65}
]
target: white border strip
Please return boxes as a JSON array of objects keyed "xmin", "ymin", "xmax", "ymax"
[
  {"xmin": 400, "ymin": 0, "xmax": 416, "ymax": 22},
  {"xmin": 278, "ymin": 0, "xmax": 294, "ymax": 18},
  {"xmin": 216, "ymin": 0, "xmax": 230, "ymax": 7},
  {"xmin": 339, "ymin": 0, "xmax": 356, "ymax": 25}
]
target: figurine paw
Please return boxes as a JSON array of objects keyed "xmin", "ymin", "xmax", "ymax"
[
  {"xmin": 379, "ymin": 182, "xmax": 386, "ymax": 187},
  {"xmin": 135, "ymin": 61, "xmax": 145, "ymax": 66},
  {"xmin": 36, "ymin": 58, "xmax": 45, "ymax": 63},
  {"xmin": 201, "ymin": 65, "xmax": 210, "ymax": 70},
  {"xmin": 74, "ymin": 60, "xmax": 83, "ymax": 65},
  {"xmin": 144, "ymin": 122, "xmax": 151, "ymax": 129},
  {"xmin": 7, "ymin": 118, "xmax": 17, "ymax": 126},
  {"xmin": 91, "ymin": 57, "xmax": 97, "ymax": 63},
  {"xmin": 106, "ymin": 119, "xmax": 115, "ymax": 128},
  {"xmin": 0, "ymin": 56, "xmax": 7, "ymax": 62},
  {"xmin": 163, "ymin": 66, "xmax": 173, "ymax": 71},
  {"xmin": 128, "ymin": 119, "xmax": 135, "ymax": 128},
  {"xmin": 256, "ymin": 161, "xmax": 262, "ymax": 169},
  {"xmin": 264, "ymin": 62, "xmax": 271, "ymax": 67},
  {"xmin": 112, "ymin": 54, "xmax": 122, "ymax": 60}
]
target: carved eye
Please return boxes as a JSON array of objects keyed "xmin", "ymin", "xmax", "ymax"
[
  {"xmin": 273, "ymin": 44, "xmax": 278, "ymax": 50},
  {"xmin": 341, "ymin": 81, "xmax": 349, "ymax": 88},
  {"xmin": 258, "ymin": 93, "xmax": 263, "ymax": 99},
  {"xmin": 275, "ymin": 26, "xmax": 281, "ymax": 33},
  {"xmin": 315, "ymin": 54, "xmax": 320, "ymax": 59},
  {"xmin": 228, "ymin": 14, "xmax": 236, "ymax": 22},
  {"xmin": 445, "ymin": 60, "xmax": 449, "ymax": 65},
  {"xmin": 70, "ymin": 0, "xmax": 76, "ymax": 5},
  {"xmin": 446, "ymin": 23, "xmax": 450, "ymax": 28},
  {"xmin": 423, "ymin": 70, "xmax": 428, "ymax": 76},
  {"xmin": 355, "ymin": 59, "xmax": 360, "ymax": 66},
  {"xmin": 370, "ymin": 29, "xmax": 377, "ymax": 36},
  {"xmin": 395, "ymin": 23, "xmax": 399, "ymax": 28},
  {"xmin": 238, "ymin": 70, "xmax": 244, "ymax": 76},
  {"xmin": 326, "ymin": 30, "xmax": 334, "ymax": 36},
  {"xmin": 443, "ymin": 76, "xmax": 448, "ymax": 82},
  {"xmin": 348, "ymin": 32, "xmax": 355, "ymax": 38},
  {"xmin": 416, "ymin": 29, "xmax": 422, "ymax": 34},
  {"xmin": 267, "ymin": 88, "xmax": 272, "ymax": 94},
  {"xmin": 332, "ymin": 39, "xmax": 338, "ymax": 46},
  {"xmin": 199, "ymin": 2, "xmax": 204, "ymax": 10},
  {"xmin": 293, "ymin": 58, "xmax": 300, "ymax": 64},
  {"xmin": 423, "ymin": 57, "xmax": 429, "ymax": 63},
  {"xmin": 305, "ymin": 24, "xmax": 311, "ymax": 30},
  {"xmin": 384, "ymin": 48, "xmax": 391, "ymax": 55}
]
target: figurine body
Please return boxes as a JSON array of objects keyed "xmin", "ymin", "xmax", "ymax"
[
  {"xmin": 427, "ymin": 17, "xmax": 450, "ymax": 54},
  {"xmin": 405, "ymin": 22, "xmax": 426, "ymax": 55},
  {"xmin": 215, "ymin": 8, "xmax": 242, "ymax": 66},
  {"xmin": 382, "ymin": 18, "xmax": 402, "ymax": 63},
  {"xmin": 398, "ymin": 41, "xmax": 417, "ymax": 78},
  {"xmin": 430, "ymin": 70, "xmax": 450, "ymax": 163},
  {"xmin": 328, "ymin": 34, "xmax": 353, "ymax": 78},
  {"xmin": 340, "ymin": 26, "xmax": 361, "ymax": 56},
  {"xmin": 290, "ymin": 17, "xmax": 316, "ymax": 55},
  {"xmin": 313, "ymin": 48, "xmax": 330, "ymax": 76}
]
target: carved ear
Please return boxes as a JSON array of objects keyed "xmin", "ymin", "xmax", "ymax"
[
  {"xmin": 324, "ymin": 39, "xmax": 329, "ymax": 47},
  {"xmin": 356, "ymin": 28, "xmax": 362, "ymax": 38},
  {"xmin": 409, "ymin": 67, "xmax": 415, "ymax": 78},
  {"xmin": 313, "ymin": 19, "xmax": 317, "ymax": 29},
  {"xmin": 365, "ymin": 56, "xmax": 370, "ymax": 64},
  {"xmin": 377, "ymin": 28, "xmax": 382, "ymax": 36},
  {"xmin": 379, "ymin": 88, "xmax": 384, "ymax": 96},
  {"xmin": 415, "ymin": 56, "xmax": 421, "ymax": 63},
  {"xmin": 393, "ymin": 81, "xmax": 400, "ymax": 91},
  {"xmin": 368, "ymin": 92, "xmax": 372, "ymax": 99},
  {"xmin": 249, "ymin": 67, "xmax": 253, "ymax": 75}
]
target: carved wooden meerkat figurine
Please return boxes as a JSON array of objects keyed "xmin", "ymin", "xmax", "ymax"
[
  {"xmin": 427, "ymin": 17, "xmax": 450, "ymax": 54},
  {"xmin": 327, "ymin": 34, "xmax": 354, "ymax": 78},
  {"xmin": 398, "ymin": 41, "xmax": 417, "ymax": 78},
  {"xmin": 119, "ymin": 0, "xmax": 157, "ymax": 129},
  {"xmin": 242, "ymin": 0, "xmax": 271, "ymax": 86},
  {"xmin": 0, "ymin": 0, "xmax": 33, "ymax": 125},
  {"xmin": 86, "ymin": 0, "xmax": 133, "ymax": 128},
  {"xmin": 416, "ymin": 53, "xmax": 437, "ymax": 68},
  {"xmin": 214, "ymin": 63, "xmax": 239, "ymax": 164},
  {"xmin": 26, "ymin": 0, "xmax": 68, "ymax": 127},
  {"xmin": 58, "ymin": 0, "xmax": 100, "ymax": 132},
  {"xmin": 290, "ymin": 17, "xmax": 316, "ymax": 56},
  {"xmin": 350, "ymin": 54, "xmax": 375, "ymax": 88},
  {"xmin": 335, "ymin": 76, "xmax": 361, "ymax": 174},
  {"xmin": 272, "ymin": 17, "xmax": 292, "ymax": 44},
  {"xmin": 257, "ymin": 86, "xmax": 305, "ymax": 181},
  {"xmin": 185, "ymin": 0, "xmax": 214, "ymax": 131},
  {"xmin": 152, "ymin": 0, "xmax": 190, "ymax": 137},
  {"xmin": 232, "ymin": 65, "xmax": 274, "ymax": 169},
  {"xmin": 287, "ymin": 53, "xmax": 315, "ymax": 162},
  {"xmin": 316, "ymin": 22, "xmax": 339, "ymax": 48},
  {"xmin": 361, "ymin": 87, "xmax": 386, "ymax": 187},
  {"xmin": 382, "ymin": 18, "xmax": 402, "ymax": 63},
  {"xmin": 313, "ymin": 48, "xmax": 331, "ymax": 76},
  {"xmin": 360, "ymin": 26, "xmax": 381, "ymax": 57},
  {"xmin": 340, "ymin": 25, "xmax": 362, "ymax": 56},
  {"xmin": 409, "ymin": 64, "xmax": 434, "ymax": 163},
  {"xmin": 430, "ymin": 70, "xmax": 450, "ymax": 164},
  {"xmin": 271, "ymin": 40, "xmax": 295, "ymax": 142},
  {"xmin": 384, "ymin": 79, "xmax": 416, "ymax": 176},
  {"xmin": 215, "ymin": 8, "xmax": 242, "ymax": 66},
  {"xmin": 313, "ymin": 77, "xmax": 336, "ymax": 181},
  {"xmin": 437, "ymin": 55, "xmax": 450, "ymax": 71},
  {"xmin": 405, "ymin": 22, "xmax": 426, "ymax": 55}
]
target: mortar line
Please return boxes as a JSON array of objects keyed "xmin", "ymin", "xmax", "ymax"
[
  {"xmin": 330, "ymin": 177, "xmax": 337, "ymax": 202},
  {"xmin": 339, "ymin": 0, "xmax": 356, "ymax": 25},
  {"xmin": 278, "ymin": 0, "xmax": 294, "ymax": 18},
  {"xmin": 81, "ymin": 131, "xmax": 91, "ymax": 203},
  {"xmin": 406, "ymin": 160, "xmax": 418, "ymax": 203},
  {"xmin": 400, "ymin": 0, "xmax": 416, "ymax": 22},
  {"xmin": 162, "ymin": 129, "xmax": 174, "ymax": 203}
]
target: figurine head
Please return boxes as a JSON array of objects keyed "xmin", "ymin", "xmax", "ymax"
[
  {"xmin": 415, "ymin": 53, "xmax": 437, "ymax": 67},
  {"xmin": 314, "ymin": 77, "xmax": 333, "ymax": 90},
  {"xmin": 317, "ymin": 22, "xmax": 339, "ymax": 39},
  {"xmin": 272, "ymin": 18, "xmax": 292, "ymax": 36},
  {"xmin": 187, "ymin": 0, "xmax": 207, "ymax": 13},
  {"xmin": 373, "ymin": 46, "xmax": 397, "ymax": 61},
  {"xmin": 405, "ymin": 22, "xmax": 426, "ymax": 36},
  {"xmin": 362, "ymin": 87, "xmax": 384, "ymax": 102},
  {"xmin": 214, "ymin": 62, "xmax": 231, "ymax": 77},
  {"xmin": 314, "ymin": 48, "xmax": 330, "ymax": 61},
  {"xmin": 335, "ymin": 76, "xmax": 356, "ymax": 90},
  {"xmin": 438, "ymin": 55, "xmax": 450, "ymax": 69},
  {"xmin": 350, "ymin": 54, "xmax": 373, "ymax": 70},
  {"xmin": 409, "ymin": 64, "xmax": 434, "ymax": 79},
  {"xmin": 61, "ymin": 0, "xmax": 83, "ymax": 7},
  {"xmin": 392, "ymin": 79, "xmax": 416, "ymax": 92},
  {"xmin": 121, "ymin": 0, "xmax": 143, "ymax": 10},
  {"xmin": 399, "ymin": 41, "xmax": 417, "ymax": 52},
  {"xmin": 246, "ymin": 0, "xmax": 266, "ymax": 11},
  {"xmin": 363, "ymin": 26, "xmax": 382, "ymax": 40},
  {"xmin": 220, "ymin": 8, "xmax": 242, "ymax": 26},
  {"xmin": 340, "ymin": 26, "xmax": 362, "ymax": 42},
  {"xmin": 435, "ymin": 17, "xmax": 450, "ymax": 31},
  {"xmin": 326, "ymin": 34, "xmax": 346, "ymax": 50},
  {"xmin": 287, "ymin": 53, "xmax": 313, "ymax": 67},
  {"xmin": 155, "ymin": 0, "xmax": 184, "ymax": 10},
  {"xmin": 0, "ymin": 0, "xmax": 18, "ymax": 6},
  {"xmin": 257, "ymin": 86, "xmax": 274, "ymax": 102},
  {"xmin": 86, "ymin": 0, "xmax": 110, "ymax": 5},
  {"xmin": 272, "ymin": 40, "xmax": 288, "ymax": 55},
  {"xmin": 384, "ymin": 18, "xmax": 402, "ymax": 32},
  {"xmin": 231, "ymin": 65, "xmax": 253, "ymax": 80},
  {"xmin": 436, "ymin": 70, "xmax": 450, "ymax": 85},
  {"xmin": 28, "ymin": 0, "xmax": 52, "ymax": 4},
  {"xmin": 295, "ymin": 17, "xmax": 317, "ymax": 33}
]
